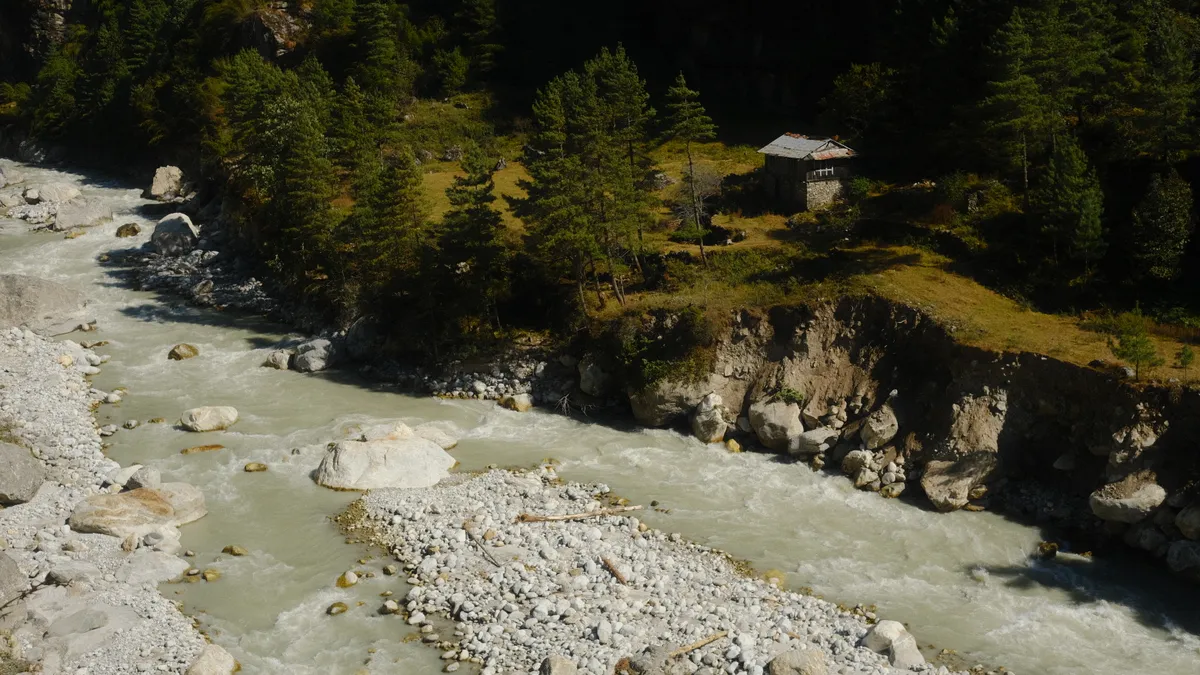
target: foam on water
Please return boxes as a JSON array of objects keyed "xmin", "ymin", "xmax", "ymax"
[{"xmin": 4, "ymin": 160, "xmax": 1200, "ymax": 674}]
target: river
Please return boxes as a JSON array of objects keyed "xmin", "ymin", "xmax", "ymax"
[{"xmin": 2, "ymin": 160, "xmax": 1199, "ymax": 674}]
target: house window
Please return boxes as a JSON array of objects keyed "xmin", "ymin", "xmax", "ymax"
[{"xmin": 811, "ymin": 160, "xmax": 835, "ymax": 178}]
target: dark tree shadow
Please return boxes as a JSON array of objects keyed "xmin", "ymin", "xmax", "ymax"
[{"xmin": 975, "ymin": 555, "xmax": 1200, "ymax": 637}]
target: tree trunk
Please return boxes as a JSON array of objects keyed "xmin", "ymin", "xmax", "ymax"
[
  {"xmin": 1021, "ymin": 131, "xmax": 1029, "ymax": 193},
  {"xmin": 686, "ymin": 139, "xmax": 707, "ymax": 266},
  {"xmin": 589, "ymin": 254, "xmax": 605, "ymax": 307},
  {"xmin": 575, "ymin": 255, "xmax": 590, "ymax": 318}
]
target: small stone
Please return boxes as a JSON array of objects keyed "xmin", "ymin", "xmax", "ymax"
[
  {"xmin": 327, "ymin": 602, "xmax": 349, "ymax": 616},
  {"xmin": 337, "ymin": 571, "xmax": 358, "ymax": 588},
  {"xmin": 243, "ymin": 462, "xmax": 268, "ymax": 473},
  {"xmin": 222, "ymin": 544, "xmax": 248, "ymax": 556},
  {"xmin": 201, "ymin": 568, "xmax": 220, "ymax": 582},
  {"xmin": 383, "ymin": 564, "xmax": 398, "ymax": 575}
]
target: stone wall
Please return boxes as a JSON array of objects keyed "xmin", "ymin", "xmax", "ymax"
[{"xmin": 804, "ymin": 178, "xmax": 844, "ymax": 211}]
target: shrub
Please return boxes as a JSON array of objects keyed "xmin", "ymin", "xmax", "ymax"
[
  {"xmin": 772, "ymin": 386, "xmax": 805, "ymax": 405},
  {"xmin": 935, "ymin": 171, "xmax": 970, "ymax": 210},
  {"xmin": 1178, "ymin": 345, "xmax": 1195, "ymax": 368},
  {"xmin": 1107, "ymin": 309, "xmax": 1163, "ymax": 379},
  {"xmin": 845, "ymin": 176, "xmax": 872, "ymax": 205}
]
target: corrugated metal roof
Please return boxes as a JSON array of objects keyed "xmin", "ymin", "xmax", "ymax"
[{"xmin": 758, "ymin": 134, "xmax": 856, "ymax": 160}]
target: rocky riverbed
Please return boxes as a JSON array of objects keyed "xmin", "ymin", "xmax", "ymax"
[
  {"xmin": 342, "ymin": 466, "xmax": 954, "ymax": 675},
  {"xmin": 0, "ymin": 326, "xmax": 231, "ymax": 674}
]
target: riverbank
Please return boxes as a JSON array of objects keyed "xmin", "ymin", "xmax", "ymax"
[
  {"xmin": 0, "ymin": 326, "xmax": 227, "ymax": 673},
  {"xmin": 341, "ymin": 465, "xmax": 953, "ymax": 675},
  {"xmin": 105, "ymin": 177, "xmax": 1200, "ymax": 587}
]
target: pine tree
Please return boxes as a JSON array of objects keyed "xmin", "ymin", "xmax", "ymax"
[
  {"xmin": 1031, "ymin": 135, "xmax": 1105, "ymax": 273},
  {"xmin": 441, "ymin": 145, "xmax": 512, "ymax": 330},
  {"xmin": 585, "ymin": 45, "xmax": 655, "ymax": 255},
  {"xmin": 519, "ymin": 72, "xmax": 600, "ymax": 315},
  {"xmin": 1131, "ymin": 169, "xmax": 1193, "ymax": 282},
  {"xmin": 455, "ymin": 0, "xmax": 502, "ymax": 75},
  {"xmin": 353, "ymin": 148, "xmax": 429, "ymax": 301},
  {"xmin": 979, "ymin": 8, "xmax": 1058, "ymax": 190},
  {"xmin": 352, "ymin": 0, "xmax": 419, "ymax": 99},
  {"xmin": 664, "ymin": 72, "xmax": 716, "ymax": 264}
]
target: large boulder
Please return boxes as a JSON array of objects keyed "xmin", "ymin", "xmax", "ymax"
[
  {"xmin": 577, "ymin": 355, "xmax": 614, "ymax": 397},
  {"xmin": 1, "ymin": 553, "xmax": 25, "ymax": 609},
  {"xmin": 291, "ymin": 338, "xmax": 335, "ymax": 373},
  {"xmin": 629, "ymin": 378, "xmax": 710, "ymax": 428},
  {"xmin": 841, "ymin": 449, "xmax": 873, "ymax": 476},
  {"xmin": 168, "ymin": 343, "xmax": 200, "ymax": 360},
  {"xmin": 262, "ymin": 349, "xmax": 292, "ymax": 369},
  {"xmin": 920, "ymin": 453, "xmax": 998, "ymax": 512},
  {"xmin": 68, "ymin": 484, "xmax": 207, "ymax": 538},
  {"xmin": 943, "ymin": 392, "xmax": 1007, "ymax": 456},
  {"xmin": 1176, "ymin": 504, "xmax": 1200, "ymax": 540},
  {"xmin": 414, "ymin": 424, "xmax": 458, "ymax": 450},
  {"xmin": 690, "ymin": 393, "xmax": 727, "ymax": 443},
  {"xmin": 1089, "ymin": 475, "xmax": 1167, "ymax": 524},
  {"xmin": 1166, "ymin": 540, "xmax": 1200, "ymax": 581},
  {"xmin": 748, "ymin": 400, "xmax": 804, "ymax": 451},
  {"xmin": 0, "ymin": 274, "xmax": 91, "ymax": 336},
  {"xmin": 860, "ymin": 405, "xmax": 899, "ymax": 450},
  {"xmin": 766, "ymin": 648, "xmax": 826, "ymax": 675},
  {"xmin": 314, "ymin": 438, "xmax": 455, "ymax": 491},
  {"xmin": 790, "ymin": 427, "xmax": 839, "ymax": 456},
  {"xmin": 186, "ymin": 644, "xmax": 237, "ymax": 675},
  {"xmin": 147, "ymin": 166, "xmax": 185, "ymax": 201},
  {"xmin": 539, "ymin": 655, "xmax": 578, "ymax": 675},
  {"xmin": 500, "ymin": 393, "xmax": 534, "ymax": 413},
  {"xmin": 861, "ymin": 620, "xmax": 925, "ymax": 669},
  {"xmin": 31, "ymin": 182, "xmax": 81, "ymax": 204},
  {"xmin": 151, "ymin": 213, "xmax": 199, "ymax": 256},
  {"xmin": 0, "ymin": 441, "xmax": 47, "ymax": 505},
  {"xmin": 52, "ymin": 201, "xmax": 112, "ymax": 231},
  {"xmin": 180, "ymin": 406, "xmax": 239, "ymax": 432}
]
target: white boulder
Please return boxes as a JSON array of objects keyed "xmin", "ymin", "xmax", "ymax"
[
  {"xmin": 0, "ymin": 274, "xmax": 92, "ymax": 336},
  {"xmin": 147, "ymin": 166, "xmax": 185, "ymax": 201},
  {"xmin": 790, "ymin": 427, "xmax": 839, "ymax": 456},
  {"xmin": 314, "ymin": 438, "xmax": 455, "ymax": 490},
  {"xmin": 186, "ymin": 644, "xmax": 237, "ymax": 675},
  {"xmin": 862, "ymin": 620, "xmax": 925, "ymax": 669},
  {"xmin": 748, "ymin": 400, "xmax": 803, "ymax": 451},
  {"xmin": 1089, "ymin": 479, "xmax": 1167, "ymax": 524},
  {"xmin": 151, "ymin": 213, "xmax": 199, "ymax": 256},
  {"xmin": 180, "ymin": 406, "xmax": 239, "ymax": 432},
  {"xmin": 860, "ymin": 405, "xmax": 899, "ymax": 450},
  {"xmin": 690, "ymin": 393, "xmax": 727, "ymax": 444},
  {"xmin": 291, "ymin": 338, "xmax": 335, "ymax": 372}
]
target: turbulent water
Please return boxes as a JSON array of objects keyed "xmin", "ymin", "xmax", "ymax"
[{"xmin": 3, "ymin": 161, "xmax": 1200, "ymax": 675}]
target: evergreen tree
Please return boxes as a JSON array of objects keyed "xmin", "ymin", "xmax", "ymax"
[
  {"xmin": 664, "ymin": 72, "xmax": 717, "ymax": 264},
  {"xmin": 1031, "ymin": 135, "xmax": 1105, "ymax": 273},
  {"xmin": 352, "ymin": 0, "xmax": 419, "ymax": 99},
  {"xmin": 519, "ymin": 72, "xmax": 600, "ymax": 315},
  {"xmin": 455, "ymin": 0, "xmax": 502, "ymax": 75},
  {"xmin": 979, "ymin": 8, "xmax": 1057, "ymax": 190},
  {"xmin": 441, "ymin": 145, "xmax": 512, "ymax": 330},
  {"xmin": 432, "ymin": 47, "xmax": 470, "ymax": 95},
  {"xmin": 1131, "ymin": 169, "xmax": 1193, "ymax": 282},
  {"xmin": 352, "ymin": 148, "xmax": 429, "ymax": 302}
]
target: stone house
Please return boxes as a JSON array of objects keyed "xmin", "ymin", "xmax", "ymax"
[{"xmin": 759, "ymin": 133, "xmax": 856, "ymax": 211}]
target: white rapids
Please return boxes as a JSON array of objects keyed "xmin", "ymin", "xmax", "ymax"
[{"xmin": 2, "ymin": 159, "xmax": 1199, "ymax": 674}]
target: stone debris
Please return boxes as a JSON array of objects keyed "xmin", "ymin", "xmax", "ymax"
[
  {"xmin": 0, "ymin": 326, "xmax": 208, "ymax": 673},
  {"xmin": 346, "ymin": 466, "xmax": 955, "ymax": 675}
]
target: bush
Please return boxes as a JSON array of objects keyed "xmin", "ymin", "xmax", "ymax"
[
  {"xmin": 772, "ymin": 386, "xmax": 805, "ymax": 405},
  {"xmin": 1178, "ymin": 345, "xmax": 1195, "ymax": 368},
  {"xmin": 935, "ymin": 171, "xmax": 970, "ymax": 210},
  {"xmin": 845, "ymin": 176, "xmax": 872, "ymax": 205},
  {"xmin": 1107, "ymin": 309, "xmax": 1163, "ymax": 379}
]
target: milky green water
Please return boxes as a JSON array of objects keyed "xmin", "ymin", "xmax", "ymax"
[{"xmin": 3, "ymin": 161, "xmax": 1200, "ymax": 674}]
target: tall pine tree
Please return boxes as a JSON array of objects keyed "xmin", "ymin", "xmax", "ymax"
[
  {"xmin": 664, "ymin": 72, "xmax": 716, "ymax": 264},
  {"xmin": 1130, "ymin": 169, "xmax": 1193, "ymax": 283},
  {"xmin": 1031, "ymin": 135, "xmax": 1105, "ymax": 274}
]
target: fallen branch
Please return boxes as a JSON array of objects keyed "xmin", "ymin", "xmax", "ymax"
[
  {"xmin": 516, "ymin": 505, "xmax": 643, "ymax": 523},
  {"xmin": 601, "ymin": 557, "xmax": 626, "ymax": 585},
  {"xmin": 463, "ymin": 525, "xmax": 500, "ymax": 567},
  {"xmin": 669, "ymin": 631, "xmax": 728, "ymax": 658}
]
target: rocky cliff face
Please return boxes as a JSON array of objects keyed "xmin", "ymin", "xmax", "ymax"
[{"xmin": 591, "ymin": 297, "xmax": 1200, "ymax": 582}]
